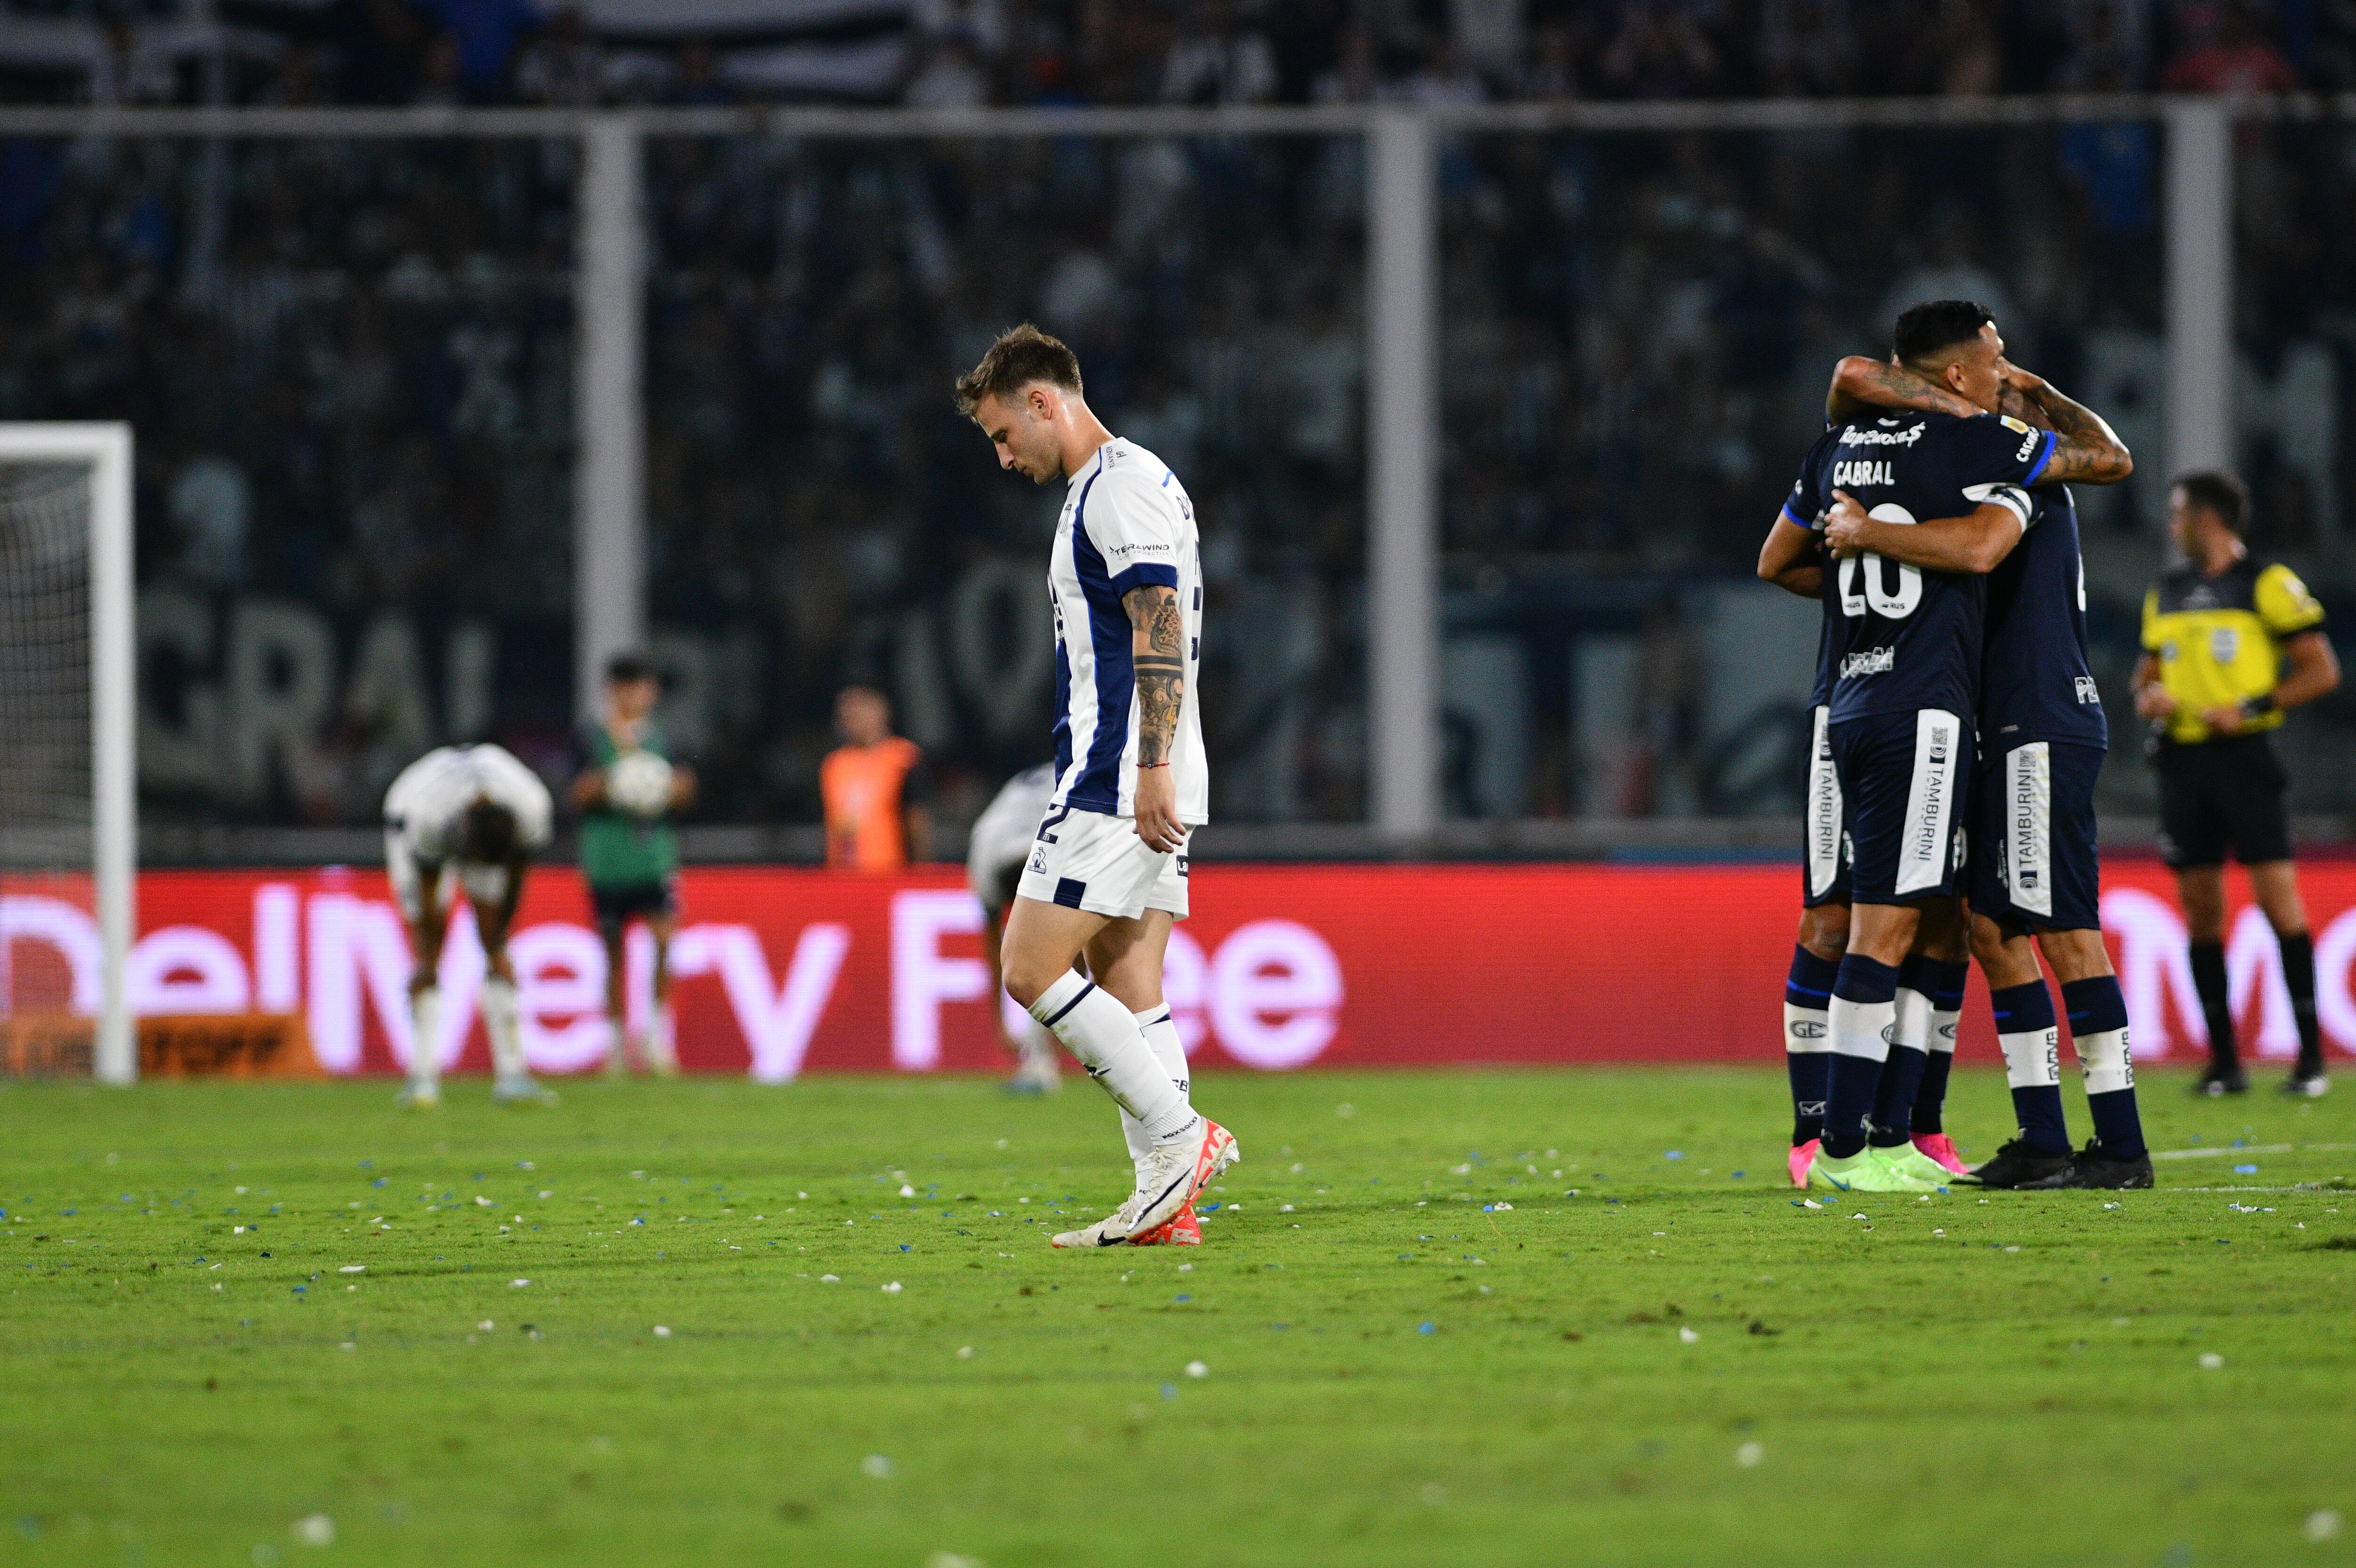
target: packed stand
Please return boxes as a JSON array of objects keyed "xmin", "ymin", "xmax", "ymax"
[
  {"xmin": 2, "ymin": 2, "xmax": 2348, "ymax": 111},
  {"xmin": 642, "ymin": 132, "xmax": 1370, "ymax": 826}
]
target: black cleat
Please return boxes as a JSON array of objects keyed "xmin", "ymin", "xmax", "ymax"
[
  {"xmin": 2018, "ymin": 1140, "xmax": 2155, "ymax": 1191},
  {"xmin": 1961, "ymin": 1137, "xmax": 2074, "ymax": 1190},
  {"xmin": 2282, "ymin": 1065, "xmax": 2330, "ymax": 1099},
  {"xmin": 2192, "ymin": 1061, "xmax": 2248, "ymax": 1096}
]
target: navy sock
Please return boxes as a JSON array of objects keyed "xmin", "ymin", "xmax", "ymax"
[
  {"xmin": 1823, "ymin": 955, "xmax": 1900, "ymax": 1160},
  {"xmin": 1868, "ymin": 957, "xmax": 1937, "ymax": 1145},
  {"xmin": 1909, "ymin": 960, "xmax": 1969, "ymax": 1135},
  {"xmin": 2062, "ymin": 975, "xmax": 2145, "ymax": 1159},
  {"xmin": 2187, "ymin": 940, "xmax": 2237, "ymax": 1068},
  {"xmin": 2280, "ymin": 931, "xmax": 2323, "ymax": 1072},
  {"xmin": 1991, "ymin": 979, "xmax": 2070, "ymax": 1155},
  {"xmin": 1784, "ymin": 946, "xmax": 1839, "ymax": 1145}
]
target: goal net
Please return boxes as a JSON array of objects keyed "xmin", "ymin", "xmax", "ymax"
[{"xmin": 0, "ymin": 425, "xmax": 133, "ymax": 1083}]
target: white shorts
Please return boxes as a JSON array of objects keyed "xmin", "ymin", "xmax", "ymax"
[
  {"xmin": 384, "ymin": 827, "xmax": 510, "ymax": 925},
  {"xmin": 1014, "ymin": 805, "xmax": 1190, "ymax": 922}
]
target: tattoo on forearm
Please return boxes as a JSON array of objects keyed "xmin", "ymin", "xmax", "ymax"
[
  {"xmin": 1125, "ymin": 586, "xmax": 1185, "ymax": 769},
  {"xmin": 2024, "ymin": 382, "xmax": 2127, "ymax": 481},
  {"xmin": 1859, "ymin": 361, "xmax": 1978, "ymax": 419}
]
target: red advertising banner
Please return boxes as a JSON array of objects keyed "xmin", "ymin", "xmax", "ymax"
[{"xmin": 5, "ymin": 862, "xmax": 2355, "ymax": 1074}]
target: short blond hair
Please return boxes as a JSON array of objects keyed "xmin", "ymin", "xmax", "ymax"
[{"xmin": 953, "ymin": 323, "xmax": 1082, "ymax": 416}]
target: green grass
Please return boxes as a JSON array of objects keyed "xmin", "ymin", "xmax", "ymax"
[{"xmin": 3, "ymin": 1067, "xmax": 2353, "ymax": 1568}]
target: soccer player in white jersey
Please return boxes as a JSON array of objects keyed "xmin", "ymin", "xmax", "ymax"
[
  {"xmin": 956, "ymin": 324, "xmax": 1238, "ymax": 1249},
  {"xmin": 382, "ymin": 743, "xmax": 557, "ymax": 1108},
  {"xmin": 967, "ymin": 762, "xmax": 1063, "ymax": 1095}
]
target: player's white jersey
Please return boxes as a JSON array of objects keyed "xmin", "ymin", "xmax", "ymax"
[
  {"xmin": 1047, "ymin": 438, "xmax": 1208, "ymax": 825},
  {"xmin": 967, "ymin": 763, "xmax": 1057, "ymax": 896},
  {"xmin": 383, "ymin": 744, "xmax": 553, "ymax": 860}
]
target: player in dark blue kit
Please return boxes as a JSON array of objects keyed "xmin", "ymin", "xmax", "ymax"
[
  {"xmin": 1759, "ymin": 301, "xmax": 2131, "ymax": 1192},
  {"xmin": 1824, "ymin": 331, "xmax": 2151, "ymax": 1191}
]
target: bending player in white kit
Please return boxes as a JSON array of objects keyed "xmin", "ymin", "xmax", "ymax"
[
  {"xmin": 383, "ymin": 743, "xmax": 557, "ymax": 1108},
  {"xmin": 957, "ymin": 324, "xmax": 1238, "ymax": 1249},
  {"xmin": 968, "ymin": 762, "xmax": 1064, "ymax": 1095}
]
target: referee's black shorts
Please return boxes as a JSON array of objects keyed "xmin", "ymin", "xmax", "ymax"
[{"xmin": 2153, "ymin": 734, "xmax": 2293, "ymax": 869}]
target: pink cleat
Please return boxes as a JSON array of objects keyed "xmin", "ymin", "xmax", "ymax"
[
  {"xmin": 1788, "ymin": 1139, "xmax": 1820, "ymax": 1188},
  {"xmin": 1912, "ymin": 1132, "xmax": 1969, "ymax": 1176}
]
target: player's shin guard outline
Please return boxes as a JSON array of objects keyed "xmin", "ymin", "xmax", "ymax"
[
  {"xmin": 481, "ymin": 975, "xmax": 525, "ymax": 1080},
  {"xmin": 408, "ymin": 987, "xmax": 442, "ymax": 1088}
]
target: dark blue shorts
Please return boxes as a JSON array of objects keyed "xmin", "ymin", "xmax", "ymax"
[
  {"xmin": 1801, "ymin": 703, "xmax": 1850, "ymax": 907},
  {"xmin": 1828, "ymin": 708, "xmax": 1972, "ymax": 905},
  {"xmin": 1972, "ymin": 737, "xmax": 2104, "ymax": 931}
]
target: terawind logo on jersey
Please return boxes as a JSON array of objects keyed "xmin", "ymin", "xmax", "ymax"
[{"xmin": 1839, "ymin": 647, "xmax": 1895, "ymax": 678}]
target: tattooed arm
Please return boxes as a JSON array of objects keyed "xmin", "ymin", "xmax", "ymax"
[
  {"xmin": 1825, "ymin": 356, "xmax": 1980, "ymax": 423},
  {"xmin": 1999, "ymin": 364, "xmax": 2133, "ymax": 483},
  {"xmin": 1123, "ymin": 583, "xmax": 1187, "ymax": 852}
]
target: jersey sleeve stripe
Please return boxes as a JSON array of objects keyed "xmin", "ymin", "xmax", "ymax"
[
  {"xmin": 1780, "ymin": 502, "xmax": 1809, "ymax": 530},
  {"xmin": 2023, "ymin": 429, "xmax": 2057, "ymax": 485},
  {"xmin": 1109, "ymin": 562, "xmax": 1179, "ymax": 599}
]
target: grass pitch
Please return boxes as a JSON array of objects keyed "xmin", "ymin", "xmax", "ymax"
[{"xmin": 3, "ymin": 1067, "xmax": 2353, "ymax": 1568}]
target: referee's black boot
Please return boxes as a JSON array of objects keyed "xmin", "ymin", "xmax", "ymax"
[
  {"xmin": 2193, "ymin": 1058, "xmax": 2249, "ymax": 1096},
  {"xmin": 2282, "ymin": 1060, "xmax": 2331, "ymax": 1098}
]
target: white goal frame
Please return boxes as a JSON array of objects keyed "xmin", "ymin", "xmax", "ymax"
[{"xmin": 0, "ymin": 424, "xmax": 135, "ymax": 1084}]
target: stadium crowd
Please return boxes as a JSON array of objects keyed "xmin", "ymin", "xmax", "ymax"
[
  {"xmin": 1, "ymin": 1, "xmax": 2350, "ymax": 110},
  {"xmin": 0, "ymin": 2, "xmax": 2350, "ymax": 834}
]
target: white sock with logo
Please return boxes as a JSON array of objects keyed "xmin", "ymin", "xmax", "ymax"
[
  {"xmin": 1028, "ymin": 972, "xmax": 1194, "ymax": 1141},
  {"xmin": 408, "ymin": 987, "xmax": 442, "ymax": 1090},
  {"xmin": 482, "ymin": 976, "xmax": 526, "ymax": 1081},
  {"xmin": 1121, "ymin": 1005, "xmax": 1193, "ymax": 1165}
]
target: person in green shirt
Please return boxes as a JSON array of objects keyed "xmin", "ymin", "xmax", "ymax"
[{"xmin": 568, "ymin": 653, "xmax": 695, "ymax": 1077}]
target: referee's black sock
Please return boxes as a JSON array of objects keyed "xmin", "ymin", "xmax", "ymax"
[
  {"xmin": 2187, "ymin": 940, "xmax": 2239, "ymax": 1069},
  {"xmin": 2280, "ymin": 930, "xmax": 2324, "ymax": 1073}
]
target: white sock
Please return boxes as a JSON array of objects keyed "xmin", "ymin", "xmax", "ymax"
[
  {"xmin": 1122, "ymin": 1004, "xmax": 1192, "ymax": 1164},
  {"xmin": 482, "ymin": 976, "xmax": 526, "ymax": 1080},
  {"xmin": 2076, "ymin": 1021, "xmax": 2134, "ymax": 1095},
  {"xmin": 1931, "ymin": 1003, "xmax": 1962, "ymax": 1062},
  {"xmin": 1028, "ymin": 972, "xmax": 1193, "ymax": 1140},
  {"xmin": 1998, "ymin": 1021, "xmax": 2061, "ymax": 1090},
  {"xmin": 1827, "ymin": 995, "xmax": 1894, "ymax": 1066},
  {"xmin": 408, "ymin": 987, "xmax": 442, "ymax": 1089},
  {"xmin": 646, "ymin": 1003, "xmax": 677, "ymax": 1070}
]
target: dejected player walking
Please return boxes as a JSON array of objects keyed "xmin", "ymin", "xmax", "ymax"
[{"xmin": 956, "ymin": 324, "xmax": 1237, "ymax": 1249}]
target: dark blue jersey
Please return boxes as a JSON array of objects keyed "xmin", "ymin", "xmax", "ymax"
[
  {"xmin": 1981, "ymin": 484, "xmax": 2108, "ymax": 751},
  {"xmin": 1785, "ymin": 410, "xmax": 2057, "ymax": 725}
]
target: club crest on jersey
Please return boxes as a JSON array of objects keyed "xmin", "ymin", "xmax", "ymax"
[{"xmin": 1832, "ymin": 459, "xmax": 1892, "ymax": 488}]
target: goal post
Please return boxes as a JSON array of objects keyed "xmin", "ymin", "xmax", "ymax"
[{"xmin": 0, "ymin": 423, "xmax": 135, "ymax": 1085}]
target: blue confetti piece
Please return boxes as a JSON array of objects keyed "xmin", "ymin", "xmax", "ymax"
[
  {"xmin": 2233, "ymin": 1164, "xmax": 2257, "ymax": 1174},
  {"xmin": 292, "ymin": 1286, "xmax": 305, "ymax": 1293},
  {"xmin": 900, "ymin": 1244, "xmax": 911, "ymax": 1252},
  {"xmin": 1730, "ymin": 1171, "xmax": 1746, "ymax": 1179},
  {"xmin": 1665, "ymin": 1151, "xmax": 1684, "ymax": 1160},
  {"xmin": 1417, "ymin": 1322, "xmax": 1436, "ymax": 1335},
  {"xmin": 1202, "ymin": 1203, "xmax": 1221, "ymax": 1211},
  {"xmin": 1175, "ymin": 1294, "xmax": 1191, "ymax": 1303},
  {"xmin": 371, "ymin": 1177, "xmax": 387, "ymax": 1188},
  {"xmin": 1160, "ymin": 1383, "xmax": 1178, "ymax": 1401}
]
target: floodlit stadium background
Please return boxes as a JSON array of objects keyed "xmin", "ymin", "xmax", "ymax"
[{"xmin": 2, "ymin": 0, "xmax": 2354, "ymax": 1069}]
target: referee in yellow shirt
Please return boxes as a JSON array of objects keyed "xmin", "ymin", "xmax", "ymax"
[{"xmin": 2135, "ymin": 471, "xmax": 2341, "ymax": 1097}]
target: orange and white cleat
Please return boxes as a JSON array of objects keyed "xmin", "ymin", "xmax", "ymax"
[
  {"xmin": 1049, "ymin": 1116, "xmax": 1238, "ymax": 1249},
  {"xmin": 1788, "ymin": 1138, "xmax": 1820, "ymax": 1188},
  {"xmin": 1911, "ymin": 1132, "xmax": 1970, "ymax": 1176},
  {"xmin": 1132, "ymin": 1206, "xmax": 1202, "ymax": 1247}
]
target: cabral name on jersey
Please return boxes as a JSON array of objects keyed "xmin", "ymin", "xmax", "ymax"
[{"xmin": 1832, "ymin": 460, "xmax": 1893, "ymax": 488}]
